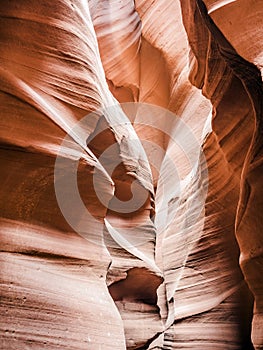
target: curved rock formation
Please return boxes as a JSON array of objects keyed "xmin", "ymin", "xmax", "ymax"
[{"xmin": 0, "ymin": 0, "xmax": 262, "ymax": 349}]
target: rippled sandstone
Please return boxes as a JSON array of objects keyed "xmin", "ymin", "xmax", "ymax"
[{"xmin": 0, "ymin": 1, "xmax": 262, "ymax": 349}]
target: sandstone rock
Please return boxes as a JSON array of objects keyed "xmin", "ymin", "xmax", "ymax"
[{"xmin": 0, "ymin": 0, "xmax": 262, "ymax": 349}]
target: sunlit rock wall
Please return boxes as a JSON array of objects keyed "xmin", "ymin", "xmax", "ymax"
[{"xmin": 0, "ymin": 0, "xmax": 262, "ymax": 349}]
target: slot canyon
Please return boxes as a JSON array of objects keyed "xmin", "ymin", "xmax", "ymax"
[{"xmin": 0, "ymin": 0, "xmax": 263, "ymax": 349}]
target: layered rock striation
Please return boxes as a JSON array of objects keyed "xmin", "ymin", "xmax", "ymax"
[{"xmin": 0, "ymin": 0, "xmax": 262, "ymax": 349}]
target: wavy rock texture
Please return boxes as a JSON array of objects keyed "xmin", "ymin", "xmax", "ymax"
[{"xmin": 0, "ymin": 0, "xmax": 262, "ymax": 349}]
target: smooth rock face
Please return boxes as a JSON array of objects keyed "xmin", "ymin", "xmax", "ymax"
[{"xmin": 0, "ymin": 1, "xmax": 262, "ymax": 349}]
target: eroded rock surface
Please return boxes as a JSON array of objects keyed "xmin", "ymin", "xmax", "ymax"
[{"xmin": 0, "ymin": 0, "xmax": 262, "ymax": 349}]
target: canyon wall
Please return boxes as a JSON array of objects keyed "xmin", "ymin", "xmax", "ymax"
[{"xmin": 0, "ymin": 0, "xmax": 262, "ymax": 349}]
